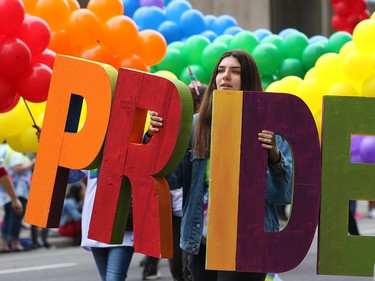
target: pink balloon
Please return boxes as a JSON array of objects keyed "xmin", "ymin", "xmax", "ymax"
[
  {"xmin": 0, "ymin": 75, "xmax": 17, "ymax": 112},
  {"xmin": 32, "ymin": 49, "xmax": 56, "ymax": 69},
  {"xmin": 0, "ymin": 37, "xmax": 31, "ymax": 79},
  {"xmin": 16, "ymin": 62, "xmax": 52, "ymax": 103},
  {"xmin": 0, "ymin": 0, "xmax": 25, "ymax": 36},
  {"xmin": 16, "ymin": 15, "xmax": 51, "ymax": 56}
]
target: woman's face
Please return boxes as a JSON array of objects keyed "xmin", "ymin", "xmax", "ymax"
[{"xmin": 215, "ymin": 56, "xmax": 241, "ymax": 91}]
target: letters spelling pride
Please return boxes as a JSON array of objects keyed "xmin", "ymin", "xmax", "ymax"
[
  {"xmin": 24, "ymin": 55, "xmax": 375, "ymax": 276},
  {"xmin": 24, "ymin": 55, "xmax": 194, "ymax": 258}
]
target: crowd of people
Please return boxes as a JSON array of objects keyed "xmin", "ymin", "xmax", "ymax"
[{"xmin": 0, "ymin": 49, "xmax": 369, "ymax": 281}]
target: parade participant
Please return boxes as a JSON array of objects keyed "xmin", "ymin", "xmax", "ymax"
[{"xmin": 147, "ymin": 50, "xmax": 293, "ymax": 281}]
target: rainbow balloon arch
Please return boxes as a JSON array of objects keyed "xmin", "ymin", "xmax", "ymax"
[{"xmin": 0, "ymin": 0, "xmax": 375, "ymax": 160}]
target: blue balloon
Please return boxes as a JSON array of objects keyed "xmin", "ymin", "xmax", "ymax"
[
  {"xmin": 204, "ymin": 14, "xmax": 216, "ymax": 30},
  {"xmin": 224, "ymin": 26, "xmax": 243, "ymax": 36},
  {"xmin": 179, "ymin": 9, "xmax": 206, "ymax": 37},
  {"xmin": 158, "ymin": 20, "xmax": 183, "ymax": 44},
  {"xmin": 308, "ymin": 35, "xmax": 328, "ymax": 44},
  {"xmin": 122, "ymin": 0, "xmax": 140, "ymax": 17},
  {"xmin": 253, "ymin": 28, "xmax": 272, "ymax": 41},
  {"xmin": 200, "ymin": 30, "xmax": 218, "ymax": 42},
  {"xmin": 278, "ymin": 28, "xmax": 299, "ymax": 38},
  {"xmin": 212, "ymin": 15, "xmax": 237, "ymax": 35},
  {"xmin": 133, "ymin": 6, "xmax": 166, "ymax": 30},
  {"xmin": 166, "ymin": 0, "xmax": 192, "ymax": 23}
]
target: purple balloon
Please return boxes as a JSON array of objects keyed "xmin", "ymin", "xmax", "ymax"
[
  {"xmin": 350, "ymin": 135, "xmax": 364, "ymax": 154},
  {"xmin": 140, "ymin": 0, "xmax": 164, "ymax": 8},
  {"xmin": 359, "ymin": 136, "xmax": 375, "ymax": 163}
]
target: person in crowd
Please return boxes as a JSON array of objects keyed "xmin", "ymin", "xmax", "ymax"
[
  {"xmin": 141, "ymin": 78, "xmax": 207, "ymax": 281},
  {"xmin": 80, "ymin": 169, "xmax": 134, "ymax": 281},
  {"xmin": 0, "ymin": 163, "xmax": 23, "ymax": 216},
  {"xmin": 147, "ymin": 50, "xmax": 293, "ymax": 281},
  {"xmin": 0, "ymin": 142, "xmax": 35, "ymax": 252},
  {"xmin": 58, "ymin": 183, "xmax": 84, "ymax": 243}
]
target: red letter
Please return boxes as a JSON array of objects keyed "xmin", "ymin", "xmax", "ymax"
[{"xmin": 88, "ymin": 69, "xmax": 193, "ymax": 257}]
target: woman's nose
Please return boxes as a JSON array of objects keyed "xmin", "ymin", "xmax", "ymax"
[{"xmin": 222, "ymin": 70, "xmax": 230, "ymax": 80}]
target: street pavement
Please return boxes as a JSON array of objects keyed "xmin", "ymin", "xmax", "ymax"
[{"xmin": 1, "ymin": 200, "xmax": 375, "ymax": 281}]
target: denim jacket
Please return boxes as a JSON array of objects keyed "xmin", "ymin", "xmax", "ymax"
[{"xmin": 179, "ymin": 117, "xmax": 293, "ymax": 255}]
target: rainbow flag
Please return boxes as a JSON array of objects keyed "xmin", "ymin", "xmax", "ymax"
[{"xmin": 266, "ymin": 273, "xmax": 283, "ymax": 281}]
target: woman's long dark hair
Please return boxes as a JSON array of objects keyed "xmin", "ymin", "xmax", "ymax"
[
  {"xmin": 66, "ymin": 183, "xmax": 83, "ymax": 202},
  {"xmin": 193, "ymin": 50, "xmax": 263, "ymax": 158}
]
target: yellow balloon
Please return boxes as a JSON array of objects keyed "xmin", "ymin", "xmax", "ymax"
[
  {"xmin": 144, "ymin": 110, "xmax": 150, "ymax": 133},
  {"xmin": 6, "ymin": 126, "xmax": 39, "ymax": 153},
  {"xmin": 312, "ymin": 108, "xmax": 322, "ymax": 145},
  {"xmin": 315, "ymin": 53, "xmax": 345, "ymax": 87},
  {"xmin": 0, "ymin": 135, "xmax": 4, "ymax": 143},
  {"xmin": 326, "ymin": 81, "xmax": 358, "ymax": 97},
  {"xmin": 342, "ymin": 50, "xmax": 373, "ymax": 81},
  {"xmin": 0, "ymin": 100, "xmax": 30, "ymax": 137},
  {"xmin": 353, "ymin": 19, "xmax": 375, "ymax": 54},
  {"xmin": 371, "ymin": 12, "xmax": 375, "ymax": 20},
  {"xmin": 280, "ymin": 76, "xmax": 303, "ymax": 94},
  {"xmin": 265, "ymin": 81, "xmax": 282, "ymax": 93},
  {"xmin": 78, "ymin": 99, "xmax": 87, "ymax": 132},
  {"xmin": 339, "ymin": 41, "xmax": 355, "ymax": 59},
  {"xmin": 362, "ymin": 73, "xmax": 375, "ymax": 97},
  {"xmin": 154, "ymin": 70, "xmax": 178, "ymax": 80},
  {"xmin": 304, "ymin": 67, "xmax": 316, "ymax": 80},
  {"xmin": 295, "ymin": 78, "xmax": 326, "ymax": 114}
]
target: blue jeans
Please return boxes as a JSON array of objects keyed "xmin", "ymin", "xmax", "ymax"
[
  {"xmin": 1, "ymin": 197, "xmax": 27, "ymax": 241},
  {"xmin": 91, "ymin": 246, "xmax": 134, "ymax": 281}
]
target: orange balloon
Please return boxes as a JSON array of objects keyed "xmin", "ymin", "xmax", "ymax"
[
  {"xmin": 102, "ymin": 15, "xmax": 138, "ymax": 56},
  {"xmin": 87, "ymin": 0, "xmax": 124, "ymax": 22},
  {"xmin": 34, "ymin": 0, "xmax": 70, "ymax": 31},
  {"xmin": 67, "ymin": 9, "xmax": 103, "ymax": 48},
  {"xmin": 79, "ymin": 44, "xmax": 116, "ymax": 67},
  {"xmin": 135, "ymin": 29, "xmax": 167, "ymax": 66},
  {"xmin": 49, "ymin": 30, "xmax": 78, "ymax": 56},
  {"xmin": 66, "ymin": 0, "xmax": 80, "ymax": 11},
  {"xmin": 23, "ymin": 0, "xmax": 38, "ymax": 14},
  {"xmin": 118, "ymin": 54, "xmax": 150, "ymax": 72}
]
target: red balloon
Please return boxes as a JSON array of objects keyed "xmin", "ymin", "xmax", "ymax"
[
  {"xmin": 16, "ymin": 15, "xmax": 51, "ymax": 56},
  {"xmin": 333, "ymin": 2, "xmax": 351, "ymax": 17},
  {"xmin": 16, "ymin": 62, "xmax": 52, "ymax": 102},
  {"xmin": 0, "ymin": 75, "xmax": 17, "ymax": 112},
  {"xmin": 331, "ymin": 14, "xmax": 347, "ymax": 31},
  {"xmin": 0, "ymin": 0, "xmax": 25, "ymax": 36},
  {"xmin": 32, "ymin": 49, "xmax": 56, "ymax": 69},
  {"xmin": 0, "ymin": 37, "xmax": 31, "ymax": 79}
]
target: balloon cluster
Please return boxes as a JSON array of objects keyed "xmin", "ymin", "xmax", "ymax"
[
  {"xmin": 0, "ymin": 0, "xmax": 54, "ymax": 112},
  {"xmin": 23, "ymin": 0, "xmax": 166, "ymax": 72},
  {"xmin": 351, "ymin": 136, "xmax": 375, "ymax": 164},
  {"xmin": 266, "ymin": 13, "xmax": 375, "ymax": 141},
  {"xmin": 153, "ymin": 28, "xmax": 353, "ymax": 87},
  {"xmin": 125, "ymin": 0, "xmax": 239, "ymax": 44},
  {"xmin": 330, "ymin": 0, "xmax": 370, "ymax": 33}
]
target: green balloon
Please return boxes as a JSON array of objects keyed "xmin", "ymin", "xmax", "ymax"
[
  {"xmin": 252, "ymin": 43, "xmax": 282, "ymax": 76},
  {"xmin": 228, "ymin": 30, "xmax": 259, "ymax": 54},
  {"xmin": 214, "ymin": 34, "xmax": 234, "ymax": 46},
  {"xmin": 302, "ymin": 42, "xmax": 327, "ymax": 69},
  {"xmin": 261, "ymin": 34, "xmax": 283, "ymax": 49},
  {"xmin": 179, "ymin": 64, "xmax": 211, "ymax": 86},
  {"xmin": 156, "ymin": 47, "xmax": 187, "ymax": 76},
  {"xmin": 168, "ymin": 41, "xmax": 185, "ymax": 50},
  {"xmin": 279, "ymin": 58, "xmax": 306, "ymax": 79},
  {"xmin": 280, "ymin": 32, "xmax": 309, "ymax": 59},
  {"xmin": 183, "ymin": 35, "xmax": 211, "ymax": 65},
  {"xmin": 326, "ymin": 31, "xmax": 353, "ymax": 53},
  {"xmin": 201, "ymin": 42, "xmax": 228, "ymax": 74}
]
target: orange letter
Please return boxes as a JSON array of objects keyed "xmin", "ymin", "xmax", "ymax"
[{"xmin": 25, "ymin": 55, "xmax": 116, "ymax": 227}]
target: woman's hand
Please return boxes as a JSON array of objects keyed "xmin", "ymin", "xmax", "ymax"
[
  {"xmin": 258, "ymin": 130, "xmax": 280, "ymax": 164},
  {"xmin": 147, "ymin": 111, "xmax": 163, "ymax": 136}
]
